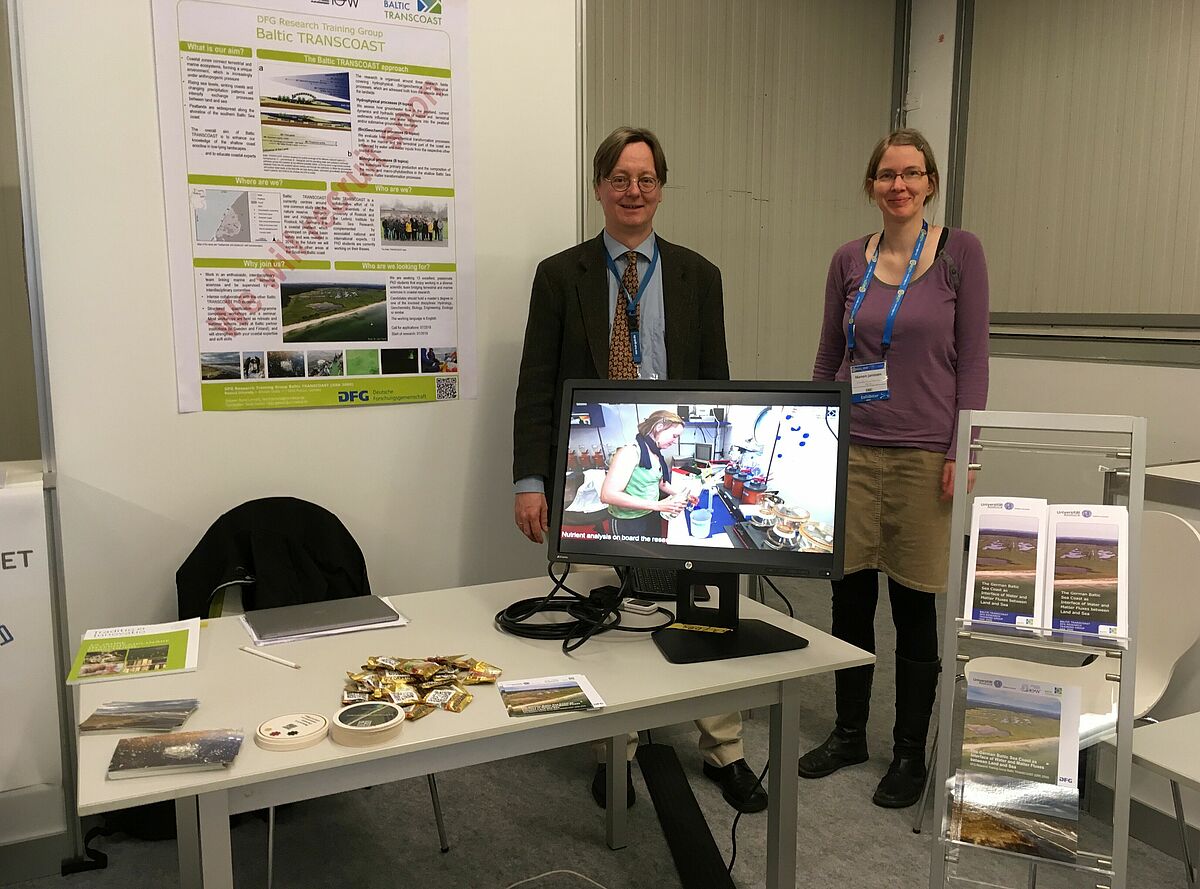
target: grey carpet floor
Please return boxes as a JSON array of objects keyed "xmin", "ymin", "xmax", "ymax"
[{"xmin": 13, "ymin": 577, "xmax": 1185, "ymax": 889}]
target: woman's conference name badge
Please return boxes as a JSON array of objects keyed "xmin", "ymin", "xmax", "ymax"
[{"xmin": 850, "ymin": 361, "xmax": 890, "ymax": 403}]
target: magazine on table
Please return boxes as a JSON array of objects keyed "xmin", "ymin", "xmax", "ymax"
[
  {"xmin": 950, "ymin": 671, "xmax": 1082, "ymax": 863},
  {"xmin": 66, "ymin": 618, "xmax": 200, "ymax": 684},
  {"xmin": 1046, "ymin": 505, "xmax": 1128, "ymax": 639},
  {"xmin": 963, "ymin": 498, "xmax": 1049, "ymax": 630},
  {"xmin": 80, "ymin": 699, "xmax": 200, "ymax": 733},
  {"xmin": 496, "ymin": 674, "xmax": 607, "ymax": 717},
  {"xmin": 106, "ymin": 729, "xmax": 244, "ymax": 779}
]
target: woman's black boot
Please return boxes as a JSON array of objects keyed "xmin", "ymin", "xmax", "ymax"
[
  {"xmin": 798, "ymin": 664, "xmax": 873, "ymax": 778},
  {"xmin": 873, "ymin": 655, "xmax": 939, "ymax": 807}
]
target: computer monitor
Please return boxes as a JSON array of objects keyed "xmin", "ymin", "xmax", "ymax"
[{"xmin": 547, "ymin": 379, "xmax": 850, "ymax": 662}]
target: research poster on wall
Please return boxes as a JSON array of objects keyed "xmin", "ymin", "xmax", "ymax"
[{"xmin": 151, "ymin": 0, "xmax": 475, "ymax": 412}]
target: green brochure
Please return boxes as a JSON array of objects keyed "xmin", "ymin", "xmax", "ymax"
[{"xmin": 66, "ymin": 618, "xmax": 201, "ymax": 684}]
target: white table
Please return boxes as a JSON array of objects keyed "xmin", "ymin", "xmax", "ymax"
[
  {"xmin": 75, "ymin": 572, "xmax": 872, "ymax": 888},
  {"xmin": 1132, "ymin": 712, "xmax": 1200, "ymax": 888}
]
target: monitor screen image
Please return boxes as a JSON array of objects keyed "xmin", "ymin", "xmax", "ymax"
[{"xmin": 547, "ymin": 380, "xmax": 850, "ymax": 578}]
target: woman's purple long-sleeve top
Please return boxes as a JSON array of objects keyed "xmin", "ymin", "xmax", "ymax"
[{"xmin": 812, "ymin": 228, "xmax": 990, "ymax": 458}]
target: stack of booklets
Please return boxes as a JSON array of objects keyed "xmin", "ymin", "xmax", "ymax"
[
  {"xmin": 80, "ymin": 699, "xmax": 199, "ymax": 733},
  {"xmin": 106, "ymin": 729, "xmax": 244, "ymax": 779},
  {"xmin": 66, "ymin": 618, "xmax": 200, "ymax": 684},
  {"xmin": 1047, "ymin": 505, "xmax": 1128, "ymax": 638},
  {"xmin": 963, "ymin": 500, "xmax": 1128, "ymax": 638},
  {"xmin": 963, "ymin": 498, "xmax": 1049, "ymax": 629},
  {"xmin": 950, "ymin": 671, "xmax": 1081, "ymax": 863},
  {"xmin": 496, "ymin": 675, "xmax": 606, "ymax": 717}
]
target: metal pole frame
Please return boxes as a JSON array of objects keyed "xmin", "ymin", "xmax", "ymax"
[
  {"xmin": 929, "ymin": 409, "xmax": 1144, "ymax": 889},
  {"xmin": 6, "ymin": 0, "xmax": 85, "ymax": 869}
]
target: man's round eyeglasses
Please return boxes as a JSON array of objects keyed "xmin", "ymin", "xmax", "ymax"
[
  {"xmin": 605, "ymin": 175, "xmax": 660, "ymax": 193},
  {"xmin": 873, "ymin": 169, "xmax": 928, "ymax": 185}
]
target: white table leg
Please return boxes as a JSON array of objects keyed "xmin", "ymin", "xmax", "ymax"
[
  {"xmin": 197, "ymin": 790, "xmax": 234, "ymax": 889},
  {"xmin": 766, "ymin": 679, "xmax": 800, "ymax": 889},
  {"xmin": 605, "ymin": 734, "xmax": 627, "ymax": 850},
  {"xmin": 175, "ymin": 796, "xmax": 202, "ymax": 889}
]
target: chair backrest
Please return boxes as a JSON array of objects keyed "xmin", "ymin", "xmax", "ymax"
[
  {"xmin": 1133, "ymin": 510, "xmax": 1200, "ymax": 717},
  {"xmin": 176, "ymin": 497, "xmax": 370, "ymax": 619}
]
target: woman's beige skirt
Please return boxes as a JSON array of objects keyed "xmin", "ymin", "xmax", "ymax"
[{"xmin": 842, "ymin": 444, "xmax": 953, "ymax": 593}]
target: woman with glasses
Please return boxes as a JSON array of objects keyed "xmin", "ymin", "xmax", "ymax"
[{"xmin": 803, "ymin": 128, "xmax": 990, "ymax": 808}]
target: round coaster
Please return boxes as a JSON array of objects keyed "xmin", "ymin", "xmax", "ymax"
[
  {"xmin": 330, "ymin": 701, "xmax": 404, "ymax": 747},
  {"xmin": 255, "ymin": 713, "xmax": 329, "ymax": 751}
]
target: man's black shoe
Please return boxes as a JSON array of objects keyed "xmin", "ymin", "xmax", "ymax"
[
  {"xmin": 591, "ymin": 763, "xmax": 635, "ymax": 809},
  {"xmin": 702, "ymin": 759, "xmax": 768, "ymax": 813}
]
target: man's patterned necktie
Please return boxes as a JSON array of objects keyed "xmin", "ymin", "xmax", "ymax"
[{"xmin": 608, "ymin": 250, "xmax": 641, "ymax": 380}]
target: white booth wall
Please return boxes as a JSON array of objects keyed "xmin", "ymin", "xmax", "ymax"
[{"xmin": 16, "ymin": 0, "xmax": 571, "ymax": 645}]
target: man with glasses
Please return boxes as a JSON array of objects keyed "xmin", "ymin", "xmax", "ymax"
[{"xmin": 511, "ymin": 126, "xmax": 765, "ymax": 814}]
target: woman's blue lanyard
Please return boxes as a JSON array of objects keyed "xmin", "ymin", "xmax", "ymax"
[
  {"xmin": 605, "ymin": 241, "xmax": 661, "ymax": 365},
  {"xmin": 847, "ymin": 219, "xmax": 928, "ymax": 361}
]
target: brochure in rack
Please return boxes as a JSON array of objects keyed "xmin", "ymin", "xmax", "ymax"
[
  {"xmin": 66, "ymin": 618, "xmax": 201, "ymax": 684},
  {"xmin": 950, "ymin": 671, "xmax": 1082, "ymax": 863},
  {"xmin": 963, "ymin": 498, "xmax": 1049, "ymax": 629},
  {"xmin": 1046, "ymin": 504, "xmax": 1128, "ymax": 638},
  {"xmin": 496, "ymin": 675, "xmax": 606, "ymax": 717}
]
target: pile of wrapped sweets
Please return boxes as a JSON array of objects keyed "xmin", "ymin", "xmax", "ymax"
[{"xmin": 343, "ymin": 655, "xmax": 502, "ymax": 720}]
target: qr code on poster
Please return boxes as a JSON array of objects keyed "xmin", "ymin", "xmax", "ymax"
[{"xmin": 434, "ymin": 375, "xmax": 459, "ymax": 401}]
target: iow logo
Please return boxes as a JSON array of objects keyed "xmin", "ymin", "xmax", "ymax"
[{"xmin": 338, "ymin": 390, "xmax": 370, "ymax": 403}]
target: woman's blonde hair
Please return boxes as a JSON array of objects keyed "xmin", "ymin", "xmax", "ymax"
[
  {"xmin": 637, "ymin": 410, "xmax": 684, "ymax": 439},
  {"xmin": 862, "ymin": 128, "xmax": 940, "ymax": 206}
]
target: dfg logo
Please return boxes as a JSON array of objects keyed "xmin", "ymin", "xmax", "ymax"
[{"xmin": 338, "ymin": 391, "xmax": 370, "ymax": 403}]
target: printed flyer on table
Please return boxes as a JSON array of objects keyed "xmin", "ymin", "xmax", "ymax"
[{"xmin": 151, "ymin": 0, "xmax": 474, "ymax": 412}]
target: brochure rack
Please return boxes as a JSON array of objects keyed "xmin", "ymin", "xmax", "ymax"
[{"xmin": 929, "ymin": 411, "xmax": 1147, "ymax": 889}]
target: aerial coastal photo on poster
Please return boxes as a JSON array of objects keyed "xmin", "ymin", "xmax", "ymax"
[
  {"xmin": 557, "ymin": 400, "xmax": 841, "ymax": 554},
  {"xmin": 199, "ymin": 351, "xmax": 242, "ymax": 380},
  {"xmin": 280, "ymin": 277, "xmax": 388, "ymax": 343}
]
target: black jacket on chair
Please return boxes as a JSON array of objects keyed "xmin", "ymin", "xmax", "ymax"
[{"xmin": 176, "ymin": 497, "xmax": 370, "ymax": 619}]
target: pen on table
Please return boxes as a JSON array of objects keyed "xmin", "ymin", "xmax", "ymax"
[{"xmin": 239, "ymin": 645, "xmax": 301, "ymax": 669}]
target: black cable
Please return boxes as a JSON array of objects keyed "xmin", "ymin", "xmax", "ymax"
[
  {"xmin": 494, "ymin": 562, "xmax": 674, "ymax": 654},
  {"xmin": 61, "ymin": 825, "xmax": 111, "ymax": 874},
  {"xmin": 825, "ymin": 407, "xmax": 839, "ymax": 440},
  {"xmin": 726, "ymin": 762, "xmax": 769, "ymax": 876},
  {"xmin": 760, "ymin": 575, "xmax": 794, "ymax": 618}
]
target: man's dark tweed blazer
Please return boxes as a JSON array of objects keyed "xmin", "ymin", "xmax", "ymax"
[{"xmin": 513, "ymin": 232, "xmax": 730, "ymax": 485}]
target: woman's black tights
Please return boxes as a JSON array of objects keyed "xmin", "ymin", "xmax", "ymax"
[{"xmin": 830, "ymin": 569, "xmax": 938, "ymax": 662}]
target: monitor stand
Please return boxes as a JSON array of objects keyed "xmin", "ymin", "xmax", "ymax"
[{"xmin": 652, "ymin": 570, "xmax": 808, "ymax": 664}]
